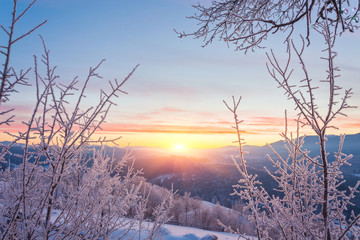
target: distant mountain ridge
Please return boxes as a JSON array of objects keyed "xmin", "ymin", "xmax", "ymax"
[
  {"xmin": 1, "ymin": 133, "xmax": 359, "ymax": 213},
  {"xmin": 266, "ymin": 133, "xmax": 360, "ymax": 156},
  {"xmin": 1, "ymin": 133, "xmax": 359, "ymax": 168},
  {"xmin": 204, "ymin": 133, "xmax": 360, "ymax": 170},
  {"xmin": 159, "ymin": 133, "xmax": 360, "ymax": 166}
]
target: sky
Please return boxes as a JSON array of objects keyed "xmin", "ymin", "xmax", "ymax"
[{"xmin": 1, "ymin": 0, "xmax": 359, "ymax": 149}]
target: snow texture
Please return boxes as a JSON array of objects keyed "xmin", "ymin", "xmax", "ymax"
[{"xmin": 114, "ymin": 221, "xmax": 245, "ymax": 240}]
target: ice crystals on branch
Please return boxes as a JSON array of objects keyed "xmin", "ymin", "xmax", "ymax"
[
  {"xmin": 177, "ymin": 0, "xmax": 360, "ymax": 53},
  {"xmin": 220, "ymin": 19, "xmax": 359, "ymax": 240},
  {"xmin": 0, "ymin": 1, "xmax": 175, "ymax": 239}
]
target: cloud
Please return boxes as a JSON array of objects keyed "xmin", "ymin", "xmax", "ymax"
[
  {"xmin": 161, "ymin": 107, "xmax": 185, "ymax": 112},
  {"xmin": 198, "ymin": 120, "xmax": 232, "ymax": 125},
  {"xmin": 100, "ymin": 123, "xmax": 256, "ymax": 135},
  {"xmin": 101, "ymin": 113, "xmax": 300, "ymax": 136},
  {"xmin": 335, "ymin": 118, "xmax": 360, "ymax": 129},
  {"xmin": 98, "ymin": 121, "xmax": 301, "ymax": 135},
  {"xmin": 114, "ymin": 108, "xmax": 220, "ymax": 123},
  {"xmin": 245, "ymin": 116, "xmax": 288, "ymax": 127},
  {"xmin": 1, "ymin": 104, "xmax": 34, "ymax": 115}
]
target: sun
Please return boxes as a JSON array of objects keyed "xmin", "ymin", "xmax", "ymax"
[{"xmin": 173, "ymin": 143, "xmax": 186, "ymax": 151}]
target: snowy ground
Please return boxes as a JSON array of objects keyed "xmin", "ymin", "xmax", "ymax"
[
  {"xmin": 115, "ymin": 221, "xmax": 246, "ymax": 240},
  {"xmin": 49, "ymin": 208, "xmax": 247, "ymax": 239},
  {"xmin": 161, "ymin": 223, "xmax": 243, "ymax": 240}
]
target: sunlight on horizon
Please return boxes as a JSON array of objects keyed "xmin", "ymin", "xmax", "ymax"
[{"xmin": 173, "ymin": 143, "xmax": 186, "ymax": 151}]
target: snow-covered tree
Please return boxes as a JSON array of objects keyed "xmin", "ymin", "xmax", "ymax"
[
  {"xmin": 221, "ymin": 20, "xmax": 358, "ymax": 240},
  {"xmin": 181, "ymin": 1, "xmax": 359, "ymax": 239},
  {"xmin": 0, "ymin": 1, "xmax": 174, "ymax": 239},
  {"xmin": 177, "ymin": 0, "xmax": 360, "ymax": 52}
]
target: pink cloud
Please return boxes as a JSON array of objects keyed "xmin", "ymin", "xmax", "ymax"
[
  {"xmin": 161, "ymin": 107, "xmax": 185, "ymax": 112},
  {"xmin": 97, "ymin": 122, "xmax": 297, "ymax": 135},
  {"xmin": 100, "ymin": 123, "xmax": 245, "ymax": 134}
]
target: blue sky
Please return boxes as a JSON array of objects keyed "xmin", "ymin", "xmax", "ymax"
[{"xmin": 1, "ymin": 0, "xmax": 359, "ymax": 148}]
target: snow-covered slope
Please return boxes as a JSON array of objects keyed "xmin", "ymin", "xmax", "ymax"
[
  {"xmin": 117, "ymin": 221, "xmax": 247, "ymax": 240},
  {"xmin": 162, "ymin": 223, "xmax": 243, "ymax": 240}
]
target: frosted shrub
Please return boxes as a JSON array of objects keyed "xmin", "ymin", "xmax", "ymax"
[
  {"xmin": 0, "ymin": 1, "xmax": 174, "ymax": 239},
  {"xmin": 221, "ymin": 21, "xmax": 359, "ymax": 240},
  {"xmin": 181, "ymin": 1, "xmax": 359, "ymax": 238}
]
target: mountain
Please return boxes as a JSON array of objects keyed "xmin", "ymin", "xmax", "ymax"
[
  {"xmin": 205, "ymin": 133, "xmax": 360, "ymax": 163},
  {"xmin": 1, "ymin": 133, "xmax": 360, "ymax": 211},
  {"xmin": 122, "ymin": 133, "xmax": 360, "ymax": 214}
]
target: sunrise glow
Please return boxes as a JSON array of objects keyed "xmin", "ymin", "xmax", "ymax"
[
  {"xmin": 0, "ymin": 0, "xmax": 358, "ymax": 150},
  {"xmin": 173, "ymin": 144, "xmax": 186, "ymax": 150}
]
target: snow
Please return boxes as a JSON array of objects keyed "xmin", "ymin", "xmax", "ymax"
[
  {"xmin": 201, "ymin": 200, "xmax": 216, "ymax": 208},
  {"xmin": 162, "ymin": 223, "xmax": 242, "ymax": 240},
  {"xmin": 46, "ymin": 205, "xmax": 249, "ymax": 240},
  {"xmin": 155, "ymin": 174, "xmax": 176, "ymax": 184},
  {"xmin": 112, "ymin": 221, "xmax": 245, "ymax": 240}
]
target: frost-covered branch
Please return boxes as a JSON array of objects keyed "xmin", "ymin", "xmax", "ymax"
[
  {"xmin": 0, "ymin": 0, "xmax": 46, "ymax": 121},
  {"xmin": 178, "ymin": 0, "xmax": 360, "ymax": 52},
  {"xmin": 223, "ymin": 18, "xmax": 359, "ymax": 240}
]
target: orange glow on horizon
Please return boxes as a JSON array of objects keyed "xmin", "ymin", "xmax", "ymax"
[
  {"xmin": 173, "ymin": 143, "xmax": 186, "ymax": 150},
  {"xmin": 1, "ymin": 117, "xmax": 359, "ymax": 150}
]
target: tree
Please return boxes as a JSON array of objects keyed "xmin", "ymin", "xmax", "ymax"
[
  {"xmin": 181, "ymin": 0, "xmax": 359, "ymax": 239},
  {"xmin": 0, "ymin": 0, "xmax": 46, "ymax": 131},
  {"xmin": 220, "ymin": 20, "xmax": 358, "ymax": 240},
  {"xmin": 0, "ymin": 1, "xmax": 173, "ymax": 239},
  {"xmin": 177, "ymin": 0, "xmax": 360, "ymax": 52}
]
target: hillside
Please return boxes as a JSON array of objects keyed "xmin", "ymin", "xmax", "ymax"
[
  {"xmin": 2, "ymin": 133, "xmax": 360, "ymax": 212},
  {"xmin": 124, "ymin": 133, "xmax": 360, "ymax": 213}
]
